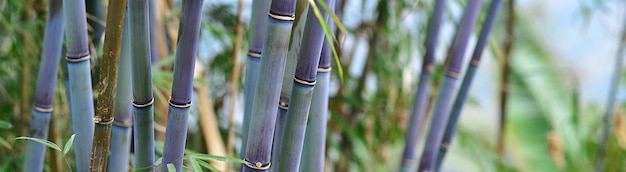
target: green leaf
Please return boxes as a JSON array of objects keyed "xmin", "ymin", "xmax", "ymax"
[
  {"xmin": 166, "ymin": 163, "xmax": 175, "ymax": 172},
  {"xmin": 189, "ymin": 157, "xmax": 202, "ymax": 172},
  {"xmin": 308, "ymin": 0, "xmax": 344, "ymax": 83},
  {"xmin": 133, "ymin": 157, "xmax": 162, "ymax": 172},
  {"xmin": 197, "ymin": 159, "xmax": 219, "ymax": 172},
  {"xmin": 0, "ymin": 137, "xmax": 13, "ymax": 150},
  {"xmin": 63, "ymin": 134, "xmax": 75, "ymax": 155},
  {"xmin": 190, "ymin": 154, "xmax": 246, "ymax": 164},
  {"xmin": 15, "ymin": 136, "xmax": 61, "ymax": 151},
  {"xmin": 0, "ymin": 120, "xmax": 12, "ymax": 129}
]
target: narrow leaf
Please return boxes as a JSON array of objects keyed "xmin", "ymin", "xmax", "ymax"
[
  {"xmin": 189, "ymin": 157, "xmax": 202, "ymax": 172},
  {"xmin": 15, "ymin": 137, "xmax": 61, "ymax": 151},
  {"xmin": 0, "ymin": 120, "xmax": 12, "ymax": 129},
  {"xmin": 133, "ymin": 157, "xmax": 162, "ymax": 172},
  {"xmin": 166, "ymin": 163, "xmax": 175, "ymax": 172},
  {"xmin": 190, "ymin": 154, "xmax": 246, "ymax": 164},
  {"xmin": 0, "ymin": 137, "xmax": 13, "ymax": 150},
  {"xmin": 63, "ymin": 134, "xmax": 76, "ymax": 155},
  {"xmin": 308, "ymin": 0, "xmax": 344, "ymax": 83},
  {"xmin": 197, "ymin": 159, "xmax": 220, "ymax": 172}
]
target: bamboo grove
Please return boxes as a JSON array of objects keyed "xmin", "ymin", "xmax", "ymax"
[{"xmin": 11, "ymin": 0, "xmax": 626, "ymax": 171}]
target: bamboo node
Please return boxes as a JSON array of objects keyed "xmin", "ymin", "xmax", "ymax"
[
  {"xmin": 65, "ymin": 54, "xmax": 91, "ymax": 63},
  {"xmin": 278, "ymin": 101, "xmax": 288, "ymax": 110},
  {"xmin": 93, "ymin": 116, "xmax": 114, "ymax": 125},
  {"xmin": 470, "ymin": 59, "xmax": 480, "ymax": 66},
  {"xmin": 317, "ymin": 67, "xmax": 332, "ymax": 73},
  {"xmin": 132, "ymin": 98, "xmax": 154, "ymax": 108},
  {"xmin": 169, "ymin": 99, "xmax": 192, "ymax": 108},
  {"xmin": 440, "ymin": 143, "xmax": 449, "ymax": 150},
  {"xmin": 268, "ymin": 12, "xmax": 295, "ymax": 21},
  {"xmin": 33, "ymin": 105, "xmax": 53, "ymax": 113},
  {"xmin": 113, "ymin": 118, "xmax": 133, "ymax": 127},
  {"xmin": 248, "ymin": 51, "xmax": 261, "ymax": 58},
  {"xmin": 425, "ymin": 65, "xmax": 435, "ymax": 72},
  {"xmin": 294, "ymin": 77, "xmax": 316, "ymax": 86},
  {"xmin": 243, "ymin": 159, "xmax": 270, "ymax": 170},
  {"xmin": 445, "ymin": 71, "xmax": 460, "ymax": 78}
]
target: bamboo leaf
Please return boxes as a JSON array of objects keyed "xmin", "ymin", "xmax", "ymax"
[
  {"xmin": 196, "ymin": 159, "xmax": 219, "ymax": 172},
  {"xmin": 189, "ymin": 157, "xmax": 202, "ymax": 172},
  {"xmin": 190, "ymin": 154, "xmax": 246, "ymax": 164},
  {"xmin": 0, "ymin": 137, "xmax": 12, "ymax": 150},
  {"xmin": 308, "ymin": 0, "xmax": 344, "ymax": 83},
  {"xmin": 15, "ymin": 137, "xmax": 61, "ymax": 151},
  {"xmin": 0, "ymin": 120, "xmax": 11, "ymax": 129},
  {"xmin": 166, "ymin": 163, "xmax": 175, "ymax": 172},
  {"xmin": 63, "ymin": 134, "xmax": 76, "ymax": 155},
  {"xmin": 133, "ymin": 157, "xmax": 162, "ymax": 172}
]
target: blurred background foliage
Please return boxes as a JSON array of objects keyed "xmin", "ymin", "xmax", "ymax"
[{"xmin": 1, "ymin": 0, "xmax": 626, "ymax": 171}]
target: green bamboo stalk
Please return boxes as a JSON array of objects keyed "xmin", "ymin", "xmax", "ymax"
[
  {"xmin": 23, "ymin": 0, "xmax": 64, "ymax": 171},
  {"xmin": 160, "ymin": 0, "xmax": 204, "ymax": 171},
  {"xmin": 417, "ymin": 0, "xmax": 482, "ymax": 171},
  {"xmin": 107, "ymin": 12, "xmax": 133, "ymax": 171},
  {"xmin": 242, "ymin": 0, "xmax": 271, "ymax": 159},
  {"xmin": 271, "ymin": 0, "xmax": 309, "ymax": 169},
  {"xmin": 89, "ymin": 0, "xmax": 126, "ymax": 170},
  {"xmin": 435, "ymin": 0, "xmax": 503, "ymax": 168},
  {"xmin": 299, "ymin": 4, "xmax": 335, "ymax": 169},
  {"xmin": 63, "ymin": 0, "xmax": 96, "ymax": 170},
  {"xmin": 276, "ymin": 0, "xmax": 333, "ymax": 170},
  {"xmin": 243, "ymin": 0, "xmax": 298, "ymax": 171},
  {"xmin": 400, "ymin": 0, "xmax": 447, "ymax": 171},
  {"xmin": 596, "ymin": 8, "xmax": 626, "ymax": 172},
  {"xmin": 128, "ymin": 0, "xmax": 156, "ymax": 170},
  {"xmin": 497, "ymin": 0, "xmax": 514, "ymax": 158}
]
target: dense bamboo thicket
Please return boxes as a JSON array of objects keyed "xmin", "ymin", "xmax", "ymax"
[
  {"xmin": 418, "ymin": 0, "xmax": 482, "ymax": 171},
  {"xmin": 243, "ymin": 0, "xmax": 298, "ymax": 171},
  {"xmin": 435, "ymin": 0, "xmax": 503, "ymax": 168},
  {"xmin": 272, "ymin": 0, "xmax": 310, "ymax": 167},
  {"xmin": 400, "ymin": 0, "xmax": 447, "ymax": 171}
]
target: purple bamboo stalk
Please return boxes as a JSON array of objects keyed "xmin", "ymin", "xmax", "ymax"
[
  {"xmin": 435, "ymin": 0, "xmax": 503, "ymax": 168},
  {"xmin": 275, "ymin": 0, "xmax": 333, "ymax": 171},
  {"xmin": 63, "ymin": 0, "xmax": 96, "ymax": 170},
  {"xmin": 272, "ymin": 0, "xmax": 309, "ymax": 168},
  {"xmin": 241, "ymin": 0, "xmax": 271, "ymax": 159},
  {"xmin": 417, "ymin": 0, "xmax": 482, "ymax": 171},
  {"xmin": 161, "ymin": 0, "xmax": 204, "ymax": 171},
  {"xmin": 23, "ymin": 0, "xmax": 64, "ymax": 171},
  {"xmin": 244, "ymin": 0, "xmax": 297, "ymax": 171},
  {"xmin": 400, "ymin": 0, "xmax": 447, "ymax": 171}
]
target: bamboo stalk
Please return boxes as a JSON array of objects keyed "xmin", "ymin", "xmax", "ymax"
[
  {"xmin": 227, "ymin": 1, "xmax": 245, "ymax": 170},
  {"xmin": 241, "ymin": 0, "xmax": 271, "ymax": 159},
  {"xmin": 160, "ymin": 0, "xmax": 204, "ymax": 170},
  {"xmin": 596, "ymin": 7, "xmax": 626, "ymax": 172},
  {"xmin": 399, "ymin": 0, "xmax": 447, "ymax": 171},
  {"xmin": 107, "ymin": 12, "xmax": 133, "ymax": 172},
  {"xmin": 272, "ymin": 0, "xmax": 310, "ymax": 168},
  {"xmin": 497, "ymin": 0, "xmax": 514, "ymax": 158},
  {"xmin": 89, "ymin": 0, "xmax": 126, "ymax": 170},
  {"xmin": 276, "ymin": 0, "xmax": 333, "ymax": 171},
  {"xmin": 24, "ymin": 0, "xmax": 64, "ymax": 170},
  {"xmin": 63, "ymin": 0, "xmax": 96, "ymax": 170},
  {"xmin": 417, "ymin": 0, "xmax": 482, "ymax": 171},
  {"xmin": 243, "ymin": 0, "xmax": 298, "ymax": 171},
  {"xmin": 435, "ymin": 0, "xmax": 503, "ymax": 168},
  {"xmin": 129, "ymin": 0, "xmax": 156, "ymax": 170},
  {"xmin": 299, "ymin": 4, "xmax": 336, "ymax": 170}
]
